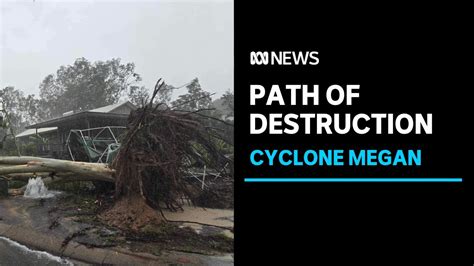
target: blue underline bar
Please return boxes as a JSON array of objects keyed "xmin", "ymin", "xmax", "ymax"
[{"xmin": 244, "ymin": 178, "xmax": 463, "ymax": 183}]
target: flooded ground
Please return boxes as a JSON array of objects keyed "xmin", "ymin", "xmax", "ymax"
[{"xmin": 0, "ymin": 193, "xmax": 233, "ymax": 265}]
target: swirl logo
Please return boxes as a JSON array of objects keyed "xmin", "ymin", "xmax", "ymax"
[{"xmin": 250, "ymin": 51, "xmax": 269, "ymax": 65}]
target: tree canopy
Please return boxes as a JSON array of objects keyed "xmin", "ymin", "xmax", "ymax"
[
  {"xmin": 171, "ymin": 78, "xmax": 212, "ymax": 111},
  {"xmin": 0, "ymin": 86, "xmax": 41, "ymax": 131},
  {"xmin": 39, "ymin": 57, "xmax": 141, "ymax": 118}
]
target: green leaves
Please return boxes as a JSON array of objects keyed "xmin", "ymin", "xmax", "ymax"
[
  {"xmin": 0, "ymin": 86, "xmax": 40, "ymax": 131},
  {"xmin": 39, "ymin": 57, "xmax": 141, "ymax": 118},
  {"xmin": 171, "ymin": 78, "xmax": 212, "ymax": 111}
]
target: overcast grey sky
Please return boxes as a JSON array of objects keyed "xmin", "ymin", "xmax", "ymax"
[{"xmin": 0, "ymin": 0, "xmax": 233, "ymax": 99}]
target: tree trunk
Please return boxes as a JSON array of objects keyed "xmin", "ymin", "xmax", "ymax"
[{"xmin": 0, "ymin": 156, "xmax": 114, "ymax": 183}]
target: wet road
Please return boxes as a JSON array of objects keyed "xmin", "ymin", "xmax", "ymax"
[
  {"xmin": 0, "ymin": 236, "xmax": 72, "ymax": 266},
  {"xmin": 1, "ymin": 195, "xmax": 234, "ymax": 265}
]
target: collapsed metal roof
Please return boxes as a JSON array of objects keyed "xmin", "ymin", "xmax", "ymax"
[{"xmin": 24, "ymin": 101, "xmax": 136, "ymax": 129}]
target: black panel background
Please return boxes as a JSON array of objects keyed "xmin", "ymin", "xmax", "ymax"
[{"xmin": 234, "ymin": 2, "xmax": 471, "ymax": 265}]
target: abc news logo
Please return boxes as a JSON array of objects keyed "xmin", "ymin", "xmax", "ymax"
[{"xmin": 250, "ymin": 51, "xmax": 319, "ymax": 66}]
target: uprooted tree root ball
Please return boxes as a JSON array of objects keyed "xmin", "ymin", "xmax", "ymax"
[
  {"xmin": 101, "ymin": 79, "xmax": 232, "ymax": 230},
  {"xmin": 100, "ymin": 196, "xmax": 163, "ymax": 231}
]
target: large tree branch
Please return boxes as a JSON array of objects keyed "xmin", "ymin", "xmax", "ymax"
[{"xmin": 0, "ymin": 156, "xmax": 115, "ymax": 182}]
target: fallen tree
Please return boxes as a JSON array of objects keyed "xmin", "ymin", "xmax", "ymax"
[
  {"xmin": 3, "ymin": 172, "xmax": 76, "ymax": 182},
  {"xmin": 101, "ymin": 79, "xmax": 232, "ymax": 230},
  {"xmin": 1, "ymin": 79, "xmax": 233, "ymax": 231},
  {"xmin": 0, "ymin": 156, "xmax": 115, "ymax": 183}
]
